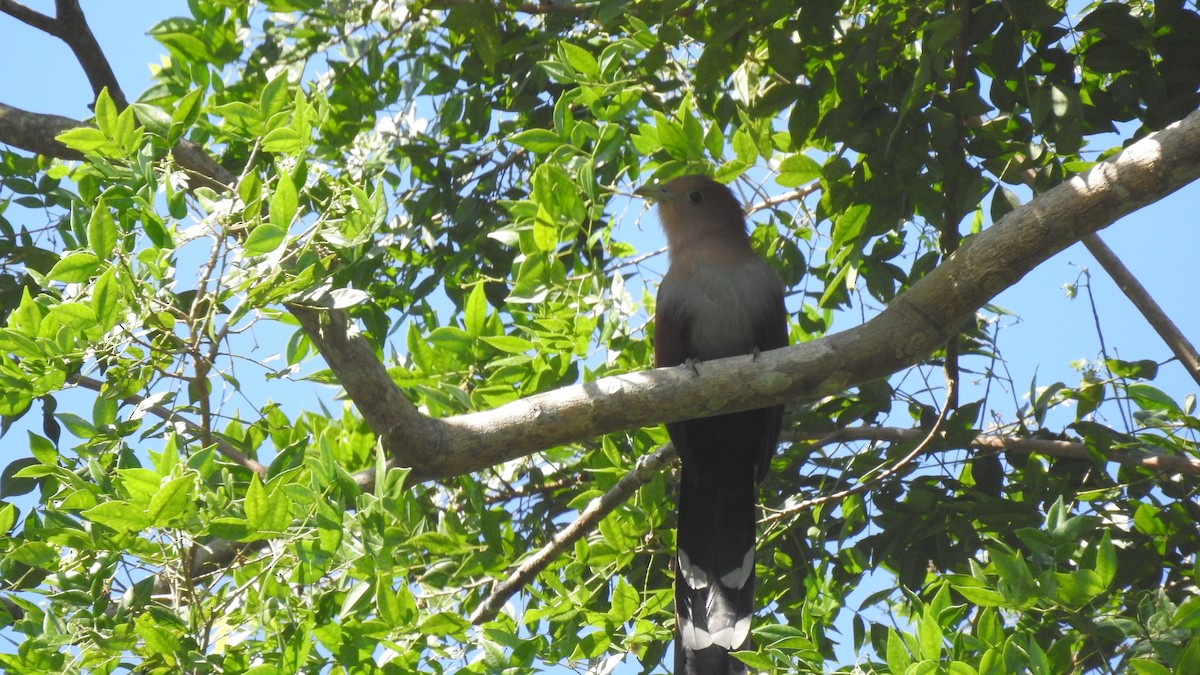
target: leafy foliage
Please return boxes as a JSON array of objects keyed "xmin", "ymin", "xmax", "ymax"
[{"xmin": 0, "ymin": 0, "xmax": 1199, "ymax": 673}]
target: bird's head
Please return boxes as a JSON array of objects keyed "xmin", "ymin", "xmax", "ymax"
[{"xmin": 635, "ymin": 175, "xmax": 749, "ymax": 251}]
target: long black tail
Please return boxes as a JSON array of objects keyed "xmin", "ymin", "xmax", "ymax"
[{"xmin": 674, "ymin": 468, "xmax": 756, "ymax": 675}]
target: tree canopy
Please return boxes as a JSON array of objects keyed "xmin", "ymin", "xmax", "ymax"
[{"xmin": 2, "ymin": 0, "xmax": 1200, "ymax": 673}]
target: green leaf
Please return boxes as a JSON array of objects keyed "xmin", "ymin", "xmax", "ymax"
[
  {"xmin": 92, "ymin": 267, "xmax": 119, "ymax": 331},
  {"xmin": 510, "ymin": 129, "xmax": 564, "ymax": 154},
  {"xmin": 0, "ymin": 502, "xmax": 16, "ymax": 534},
  {"xmin": 558, "ymin": 42, "xmax": 599, "ymax": 79},
  {"xmin": 886, "ymin": 629, "xmax": 912, "ymax": 672},
  {"xmin": 87, "ymin": 200, "xmax": 117, "ymax": 258},
  {"xmin": 419, "ymin": 612, "xmax": 470, "ymax": 637},
  {"xmin": 531, "ymin": 163, "xmax": 582, "ymax": 225},
  {"xmin": 731, "ymin": 651, "xmax": 774, "ymax": 669},
  {"xmin": 136, "ymin": 102, "xmax": 175, "ymax": 138},
  {"xmin": 135, "ymin": 613, "xmax": 179, "ymax": 660},
  {"xmin": 1126, "ymin": 659, "xmax": 1171, "ymax": 675},
  {"xmin": 8, "ymin": 541, "xmax": 56, "ymax": 567},
  {"xmin": 1126, "ymin": 383, "xmax": 1180, "ymax": 413},
  {"xmin": 776, "ymin": 153, "xmax": 822, "ymax": 187},
  {"xmin": 244, "ymin": 224, "xmax": 286, "ymax": 256},
  {"xmin": 262, "ymin": 127, "xmax": 302, "ymax": 154},
  {"xmin": 260, "ymin": 72, "xmax": 291, "ymax": 118},
  {"xmin": 1174, "ymin": 596, "xmax": 1200, "ymax": 630},
  {"xmin": 1133, "ymin": 502, "xmax": 1166, "ymax": 536},
  {"xmin": 82, "ymin": 501, "xmax": 152, "ymax": 532},
  {"xmin": 990, "ymin": 186, "xmax": 1021, "ymax": 223},
  {"xmin": 244, "ymin": 475, "xmax": 270, "ymax": 531},
  {"xmin": 831, "ymin": 204, "xmax": 870, "ymax": 250},
  {"xmin": 213, "ymin": 101, "xmax": 263, "ymax": 133},
  {"xmin": 56, "ymin": 127, "xmax": 112, "ymax": 153},
  {"xmin": 732, "ymin": 128, "xmax": 757, "ymax": 163},
  {"xmin": 1053, "ymin": 569, "xmax": 1104, "ymax": 607},
  {"xmin": 988, "ymin": 547, "xmax": 1037, "ymax": 605},
  {"xmin": 48, "ymin": 252, "xmax": 103, "ymax": 283},
  {"xmin": 1106, "ymin": 358, "xmax": 1158, "ymax": 380},
  {"xmin": 120, "ymin": 468, "xmax": 164, "ymax": 505},
  {"xmin": 919, "ymin": 610, "xmax": 943, "ymax": 660},
  {"xmin": 478, "ymin": 335, "xmax": 534, "ymax": 354},
  {"xmin": 116, "ymin": 105, "xmax": 147, "ymax": 149},
  {"xmin": 428, "ymin": 326, "xmax": 474, "ymax": 356},
  {"xmin": 156, "ymin": 30, "xmax": 211, "ymax": 64},
  {"xmin": 375, "ymin": 577, "xmax": 417, "ymax": 628},
  {"xmin": 172, "ymin": 87, "xmax": 206, "ymax": 131},
  {"xmin": 1094, "ymin": 529, "xmax": 1116, "ymax": 587},
  {"xmin": 1177, "ymin": 638, "xmax": 1200, "ymax": 675},
  {"xmin": 0, "ymin": 329, "xmax": 41, "ymax": 358},
  {"xmin": 464, "ymin": 283, "xmax": 487, "ymax": 337},
  {"xmin": 93, "ymin": 88, "xmax": 118, "ymax": 137},
  {"xmin": 532, "ymin": 207, "xmax": 559, "ymax": 252},
  {"xmin": 8, "ymin": 288, "xmax": 43, "ymax": 336},
  {"xmin": 142, "ymin": 211, "xmax": 174, "ymax": 249},
  {"xmin": 208, "ymin": 517, "xmax": 252, "ymax": 541},
  {"xmin": 609, "ymin": 576, "xmax": 638, "ymax": 623},
  {"xmin": 148, "ymin": 474, "xmax": 195, "ymax": 527},
  {"xmin": 1, "ymin": 457, "xmax": 42, "ymax": 498},
  {"xmin": 269, "ymin": 170, "xmax": 298, "ymax": 231},
  {"xmin": 244, "ymin": 476, "xmax": 292, "ymax": 534},
  {"xmin": 48, "ymin": 302, "xmax": 96, "ymax": 331},
  {"xmin": 654, "ymin": 111, "xmax": 692, "ymax": 160}
]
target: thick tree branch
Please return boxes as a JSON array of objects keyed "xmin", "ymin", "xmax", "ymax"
[
  {"xmin": 287, "ymin": 303, "xmax": 429, "ymax": 493},
  {"xmin": 4, "ymin": 103, "xmax": 1200, "ymax": 487},
  {"xmin": 985, "ymin": 113, "xmax": 1200, "ymax": 391},
  {"xmin": 0, "ymin": 0, "xmax": 56, "ymax": 33},
  {"xmin": 53, "ymin": 0, "xmax": 126, "ymax": 107},
  {"xmin": 387, "ymin": 109, "xmax": 1200, "ymax": 481},
  {"xmin": 0, "ymin": 0, "xmax": 126, "ymax": 107},
  {"xmin": 0, "ymin": 102, "xmax": 234, "ymax": 196},
  {"xmin": 0, "ymin": 103, "xmax": 85, "ymax": 159},
  {"xmin": 1080, "ymin": 233, "xmax": 1200, "ymax": 388}
]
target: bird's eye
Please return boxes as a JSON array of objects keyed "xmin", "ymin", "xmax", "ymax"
[{"xmin": 687, "ymin": 190, "xmax": 703, "ymax": 203}]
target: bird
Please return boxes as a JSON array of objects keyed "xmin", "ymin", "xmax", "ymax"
[{"xmin": 635, "ymin": 174, "xmax": 788, "ymax": 674}]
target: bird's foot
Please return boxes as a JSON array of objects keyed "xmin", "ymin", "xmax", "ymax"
[{"xmin": 684, "ymin": 357, "xmax": 701, "ymax": 376}]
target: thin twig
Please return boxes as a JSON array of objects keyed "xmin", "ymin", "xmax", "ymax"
[
  {"xmin": 979, "ymin": 110, "xmax": 1199, "ymax": 390},
  {"xmin": 1078, "ymin": 268, "xmax": 1133, "ymax": 431},
  {"xmin": 762, "ymin": 377, "xmax": 957, "ymax": 524},
  {"xmin": 1081, "ymin": 233, "xmax": 1200, "ymax": 389},
  {"xmin": 786, "ymin": 425, "xmax": 1200, "ymax": 478},
  {"xmin": 469, "ymin": 444, "xmax": 676, "ymax": 625},
  {"xmin": 744, "ymin": 181, "xmax": 820, "ymax": 216},
  {"xmin": 68, "ymin": 374, "xmax": 268, "ymax": 477}
]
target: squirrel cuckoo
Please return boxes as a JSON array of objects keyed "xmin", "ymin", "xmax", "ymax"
[{"xmin": 636, "ymin": 175, "xmax": 788, "ymax": 674}]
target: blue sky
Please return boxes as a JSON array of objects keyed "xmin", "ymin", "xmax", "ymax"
[{"xmin": 2, "ymin": 2, "xmax": 1199, "ymax": 672}]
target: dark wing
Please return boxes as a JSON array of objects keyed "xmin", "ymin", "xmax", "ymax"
[{"xmin": 654, "ymin": 284, "xmax": 689, "ymax": 368}]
